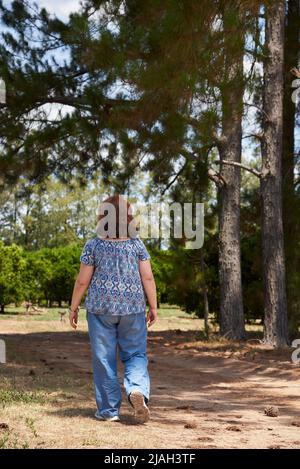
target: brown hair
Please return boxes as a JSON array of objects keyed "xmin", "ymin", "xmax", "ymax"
[{"xmin": 97, "ymin": 194, "xmax": 137, "ymax": 238}]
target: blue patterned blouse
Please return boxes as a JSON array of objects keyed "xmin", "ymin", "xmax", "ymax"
[{"xmin": 80, "ymin": 236, "xmax": 151, "ymax": 315}]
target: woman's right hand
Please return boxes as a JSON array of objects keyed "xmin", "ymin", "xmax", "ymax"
[
  {"xmin": 147, "ymin": 307, "xmax": 157, "ymax": 327},
  {"xmin": 69, "ymin": 307, "xmax": 79, "ymax": 329}
]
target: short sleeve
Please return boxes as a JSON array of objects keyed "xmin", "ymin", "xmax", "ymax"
[
  {"xmin": 80, "ymin": 239, "xmax": 96, "ymax": 266},
  {"xmin": 137, "ymin": 238, "xmax": 150, "ymax": 261}
]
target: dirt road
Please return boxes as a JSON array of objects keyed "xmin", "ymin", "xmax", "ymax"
[{"xmin": 0, "ymin": 319, "xmax": 300, "ymax": 449}]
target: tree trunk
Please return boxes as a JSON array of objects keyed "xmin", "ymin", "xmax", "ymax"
[
  {"xmin": 0, "ymin": 304, "xmax": 5, "ymax": 314},
  {"xmin": 200, "ymin": 250, "xmax": 210, "ymax": 337},
  {"xmin": 218, "ymin": 7, "xmax": 245, "ymax": 340},
  {"xmin": 13, "ymin": 192, "xmax": 18, "ymax": 243},
  {"xmin": 261, "ymin": 0, "xmax": 289, "ymax": 348},
  {"xmin": 282, "ymin": 0, "xmax": 300, "ymax": 334}
]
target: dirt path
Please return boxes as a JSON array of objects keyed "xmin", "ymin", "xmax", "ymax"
[{"xmin": 1, "ymin": 320, "xmax": 300, "ymax": 449}]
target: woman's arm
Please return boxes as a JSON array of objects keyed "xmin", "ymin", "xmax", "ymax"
[
  {"xmin": 69, "ymin": 263, "xmax": 94, "ymax": 329},
  {"xmin": 139, "ymin": 259, "xmax": 158, "ymax": 327}
]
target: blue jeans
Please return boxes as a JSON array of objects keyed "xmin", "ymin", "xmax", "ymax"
[{"xmin": 87, "ymin": 311, "xmax": 150, "ymax": 419}]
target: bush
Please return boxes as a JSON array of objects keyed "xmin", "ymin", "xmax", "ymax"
[{"xmin": 0, "ymin": 241, "xmax": 26, "ymax": 313}]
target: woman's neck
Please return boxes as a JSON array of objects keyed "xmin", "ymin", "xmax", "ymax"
[{"xmin": 99, "ymin": 236, "xmax": 130, "ymax": 241}]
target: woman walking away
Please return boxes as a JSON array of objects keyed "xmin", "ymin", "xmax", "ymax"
[{"xmin": 69, "ymin": 195, "xmax": 158, "ymax": 424}]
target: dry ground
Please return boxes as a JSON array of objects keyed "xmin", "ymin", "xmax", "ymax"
[{"xmin": 0, "ymin": 310, "xmax": 300, "ymax": 449}]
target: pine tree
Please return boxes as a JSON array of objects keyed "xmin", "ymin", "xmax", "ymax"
[
  {"xmin": 0, "ymin": 0, "xmax": 128, "ymax": 185},
  {"xmin": 261, "ymin": 0, "xmax": 289, "ymax": 347},
  {"xmin": 218, "ymin": 3, "xmax": 245, "ymax": 339},
  {"xmin": 282, "ymin": 0, "xmax": 300, "ymax": 334}
]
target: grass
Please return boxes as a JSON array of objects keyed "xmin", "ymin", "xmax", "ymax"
[
  {"xmin": 0, "ymin": 385, "xmax": 42, "ymax": 449},
  {"xmin": 0, "ymin": 388, "xmax": 46, "ymax": 406},
  {"xmin": 0, "ymin": 306, "xmax": 69, "ymax": 321},
  {"xmin": 0, "ymin": 303, "xmax": 267, "ymax": 335},
  {"xmin": 0, "ymin": 304, "xmax": 195, "ymax": 321},
  {"xmin": 25, "ymin": 417, "xmax": 39, "ymax": 438},
  {"xmin": 0, "ymin": 429, "xmax": 30, "ymax": 450}
]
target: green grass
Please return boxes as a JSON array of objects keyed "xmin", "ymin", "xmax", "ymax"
[
  {"xmin": 0, "ymin": 388, "xmax": 46, "ymax": 406},
  {"xmin": 0, "ymin": 428, "xmax": 30, "ymax": 449},
  {"xmin": 0, "ymin": 388, "xmax": 46, "ymax": 405},
  {"xmin": 157, "ymin": 304, "xmax": 194, "ymax": 318},
  {"xmin": 0, "ymin": 306, "xmax": 70, "ymax": 321},
  {"xmin": 0, "ymin": 303, "xmax": 194, "ymax": 321},
  {"xmin": 0, "ymin": 303, "xmax": 269, "ymax": 335}
]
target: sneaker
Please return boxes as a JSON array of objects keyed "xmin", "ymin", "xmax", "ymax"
[
  {"xmin": 95, "ymin": 411, "xmax": 120, "ymax": 422},
  {"xmin": 129, "ymin": 390, "xmax": 150, "ymax": 423}
]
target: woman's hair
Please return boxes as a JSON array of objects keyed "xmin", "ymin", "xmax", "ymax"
[{"xmin": 96, "ymin": 194, "xmax": 138, "ymax": 238}]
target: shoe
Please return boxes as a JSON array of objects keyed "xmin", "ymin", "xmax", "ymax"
[
  {"xmin": 95, "ymin": 411, "xmax": 120, "ymax": 422},
  {"xmin": 129, "ymin": 390, "xmax": 150, "ymax": 423}
]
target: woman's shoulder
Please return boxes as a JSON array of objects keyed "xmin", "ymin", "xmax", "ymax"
[
  {"xmin": 82, "ymin": 237, "xmax": 101, "ymax": 251},
  {"xmin": 80, "ymin": 237, "xmax": 100, "ymax": 265},
  {"xmin": 130, "ymin": 236, "xmax": 151, "ymax": 260}
]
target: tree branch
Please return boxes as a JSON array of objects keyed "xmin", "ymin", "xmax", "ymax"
[
  {"xmin": 207, "ymin": 168, "xmax": 226, "ymax": 187},
  {"xmin": 242, "ymin": 133, "xmax": 263, "ymax": 141},
  {"xmin": 214, "ymin": 160, "xmax": 262, "ymax": 178},
  {"xmin": 160, "ymin": 161, "xmax": 188, "ymax": 195},
  {"xmin": 180, "ymin": 148, "xmax": 227, "ymax": 187},
  {"xmin": 244, "ymin": 102, "xmax": 270, "ymax": 121}
]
